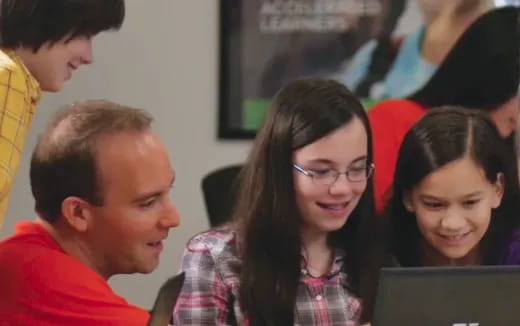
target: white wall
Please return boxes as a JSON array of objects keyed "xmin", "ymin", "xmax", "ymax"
[{"xmin": 0, "ymin": 0, "xmax": 251, "ymax": 309}]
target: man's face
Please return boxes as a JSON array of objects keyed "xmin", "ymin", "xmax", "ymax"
[
  {"xmin": 23, "ymin": 35, "xmax": 94, "ymax": 92},
  {"xmin": 86, "ymin": 130, "xmax": 180, "ymax": 279}
]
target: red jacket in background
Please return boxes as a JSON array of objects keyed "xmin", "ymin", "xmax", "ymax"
[{"xmin": 368, "ymin": 99, "xmax": 427, "ymax": 212}]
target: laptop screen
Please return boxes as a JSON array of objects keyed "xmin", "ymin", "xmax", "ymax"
[{"xmin": 372, "ymin": 266, "xmax": 520, "ymax": 326}]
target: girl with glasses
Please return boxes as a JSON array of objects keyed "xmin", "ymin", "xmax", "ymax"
[{"xmin": 173, "ymin": 78, "xmax": 375, "ymax": 325}]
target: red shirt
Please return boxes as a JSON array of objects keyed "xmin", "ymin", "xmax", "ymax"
[
  {"xmin": 0, "ymin": 222, "xmax": 150, "ymax": 326},
  {"xmin": 368, "ymin": 99, "xmax": 427, "ymax": 212}
]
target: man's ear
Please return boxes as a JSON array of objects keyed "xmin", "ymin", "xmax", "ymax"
[
  {"xmin": 61, "ymin": 197, "xmax": 94, "ymax": 232},
  {"xmin": 491, "ymin": 172, "xmax": 505, "ymax": 209},
  {"xmin": 403, "ymin": 192, "xmax": 414, "ymax": 213}
]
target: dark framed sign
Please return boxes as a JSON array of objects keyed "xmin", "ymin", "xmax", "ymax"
[
  {"xmin": 218, "ymin": 0, "xmax": 388, "ymax": 139},
  {"xmin": 217, "ymin": 0, "xmax": 513, "ymax": 139}
]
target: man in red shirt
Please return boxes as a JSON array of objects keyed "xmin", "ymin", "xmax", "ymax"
[{"xmin": 0, "ymin": 100, "xmax": 180, "ymax": 325}]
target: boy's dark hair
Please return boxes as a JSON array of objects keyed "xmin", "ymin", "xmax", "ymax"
[{"xmin": 0, "ymin": 0, "xmax": 125, "ymax": 51}]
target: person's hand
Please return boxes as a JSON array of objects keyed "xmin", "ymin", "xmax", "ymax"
[{"xmin": 360, "ymin": 323, "xmax": 371, "ymax": 326}]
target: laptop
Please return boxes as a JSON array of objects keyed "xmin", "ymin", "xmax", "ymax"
[
  {"xmin": 372, "ymin": 266, "xmax": 520, "ymax": 326},
  {"xmin": 147, "ymin": 272, "xmax": 185, "ymax": 326}
]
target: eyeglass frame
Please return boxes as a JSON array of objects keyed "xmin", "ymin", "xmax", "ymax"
[{"xmin": 292, "ymin": 162, "xmax": 375, "ymax": 185}]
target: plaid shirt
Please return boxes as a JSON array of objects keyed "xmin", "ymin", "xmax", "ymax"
[
  {"xmin": 173, "ymin": 228, "xmax": 362, "ymax": 325},
  {"xmin": 0, "ymin": 49, "xmax": 41, "ymax": 228}
]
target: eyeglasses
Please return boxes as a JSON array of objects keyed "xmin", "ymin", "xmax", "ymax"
[{"xmin": 293, "ymin": 163, "xmax": 375, "ymax": 185}]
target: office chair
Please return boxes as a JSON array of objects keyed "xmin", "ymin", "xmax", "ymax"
[{"xmin": 201, "ymin": 164, "xmax": 242, "ymax": 227}]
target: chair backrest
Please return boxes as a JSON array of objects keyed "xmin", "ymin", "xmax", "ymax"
[
  {"xmin": 147, "ymin": 272, "xmax": 185, "ymax": 326},
  {"xmin": 201, "ymin": 164, "xmax": 243, "ymax": 227}
]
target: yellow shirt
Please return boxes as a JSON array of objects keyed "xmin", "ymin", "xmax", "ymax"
[{"xmin": 0, "ymin": 49, "xmax": 41, "ymax": 229}]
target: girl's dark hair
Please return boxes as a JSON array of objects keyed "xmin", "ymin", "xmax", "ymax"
[
  {"xmin": 410, "ymin": 7, "xmax": 520, "ymax": 110},
  {"xmin": 234, "ymin": 78, "xmax": 375, "ymax": 325},
  {"xmin": 362, "ymin": 106, "xmax": 520, "ymax": 321},
  {"xmin": 391, "ymin": 106, "xmax": 520, "ymax": 266}
]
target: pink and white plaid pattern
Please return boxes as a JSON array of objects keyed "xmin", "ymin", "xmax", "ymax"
[{"xmin": 172, "ymin": 228, "xmax": 361, "ymax": 325}]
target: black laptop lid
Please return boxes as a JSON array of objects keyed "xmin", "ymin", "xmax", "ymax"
[{"xmin": 373, "ymin": 266, "xmax": 520, "ymax": 326}]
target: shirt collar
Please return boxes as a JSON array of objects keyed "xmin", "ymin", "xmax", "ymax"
[
  {"xmin": 4, "ymin": 49, "xmax": 42, "ymax": 103},
  {"xmin": 300, "ymin": 248, "xmax": 346, "ymax": 278}
]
